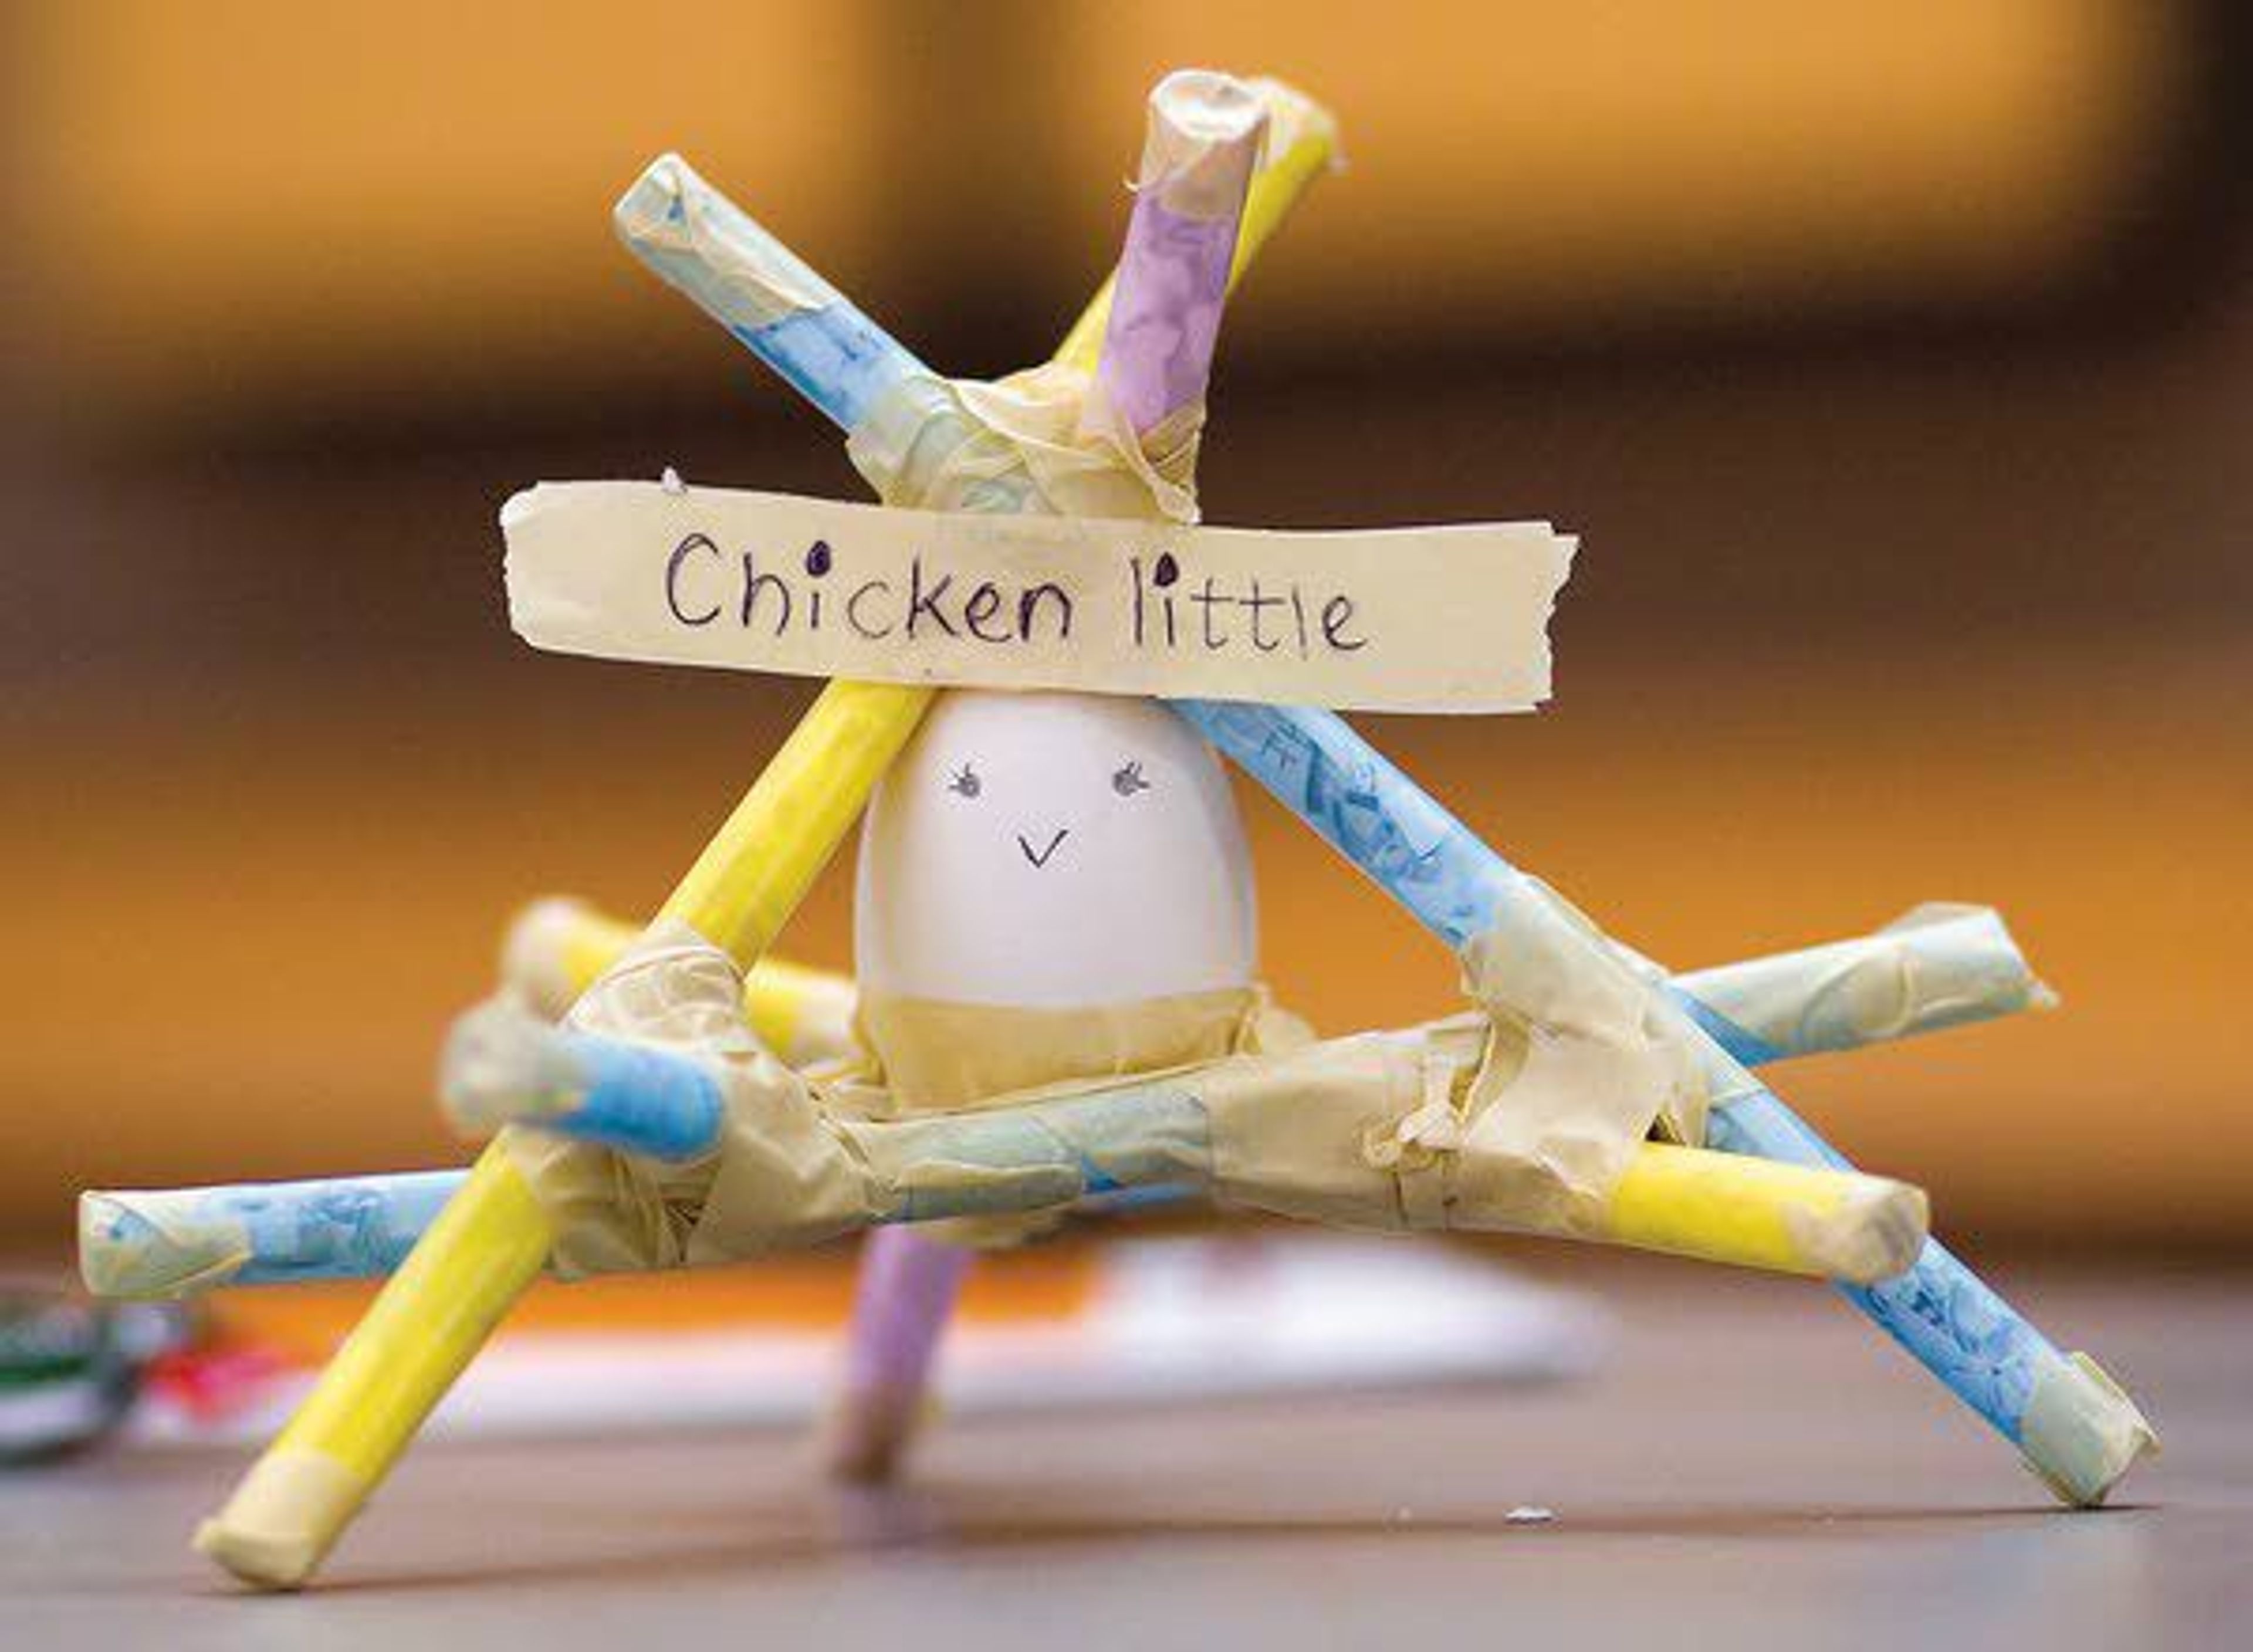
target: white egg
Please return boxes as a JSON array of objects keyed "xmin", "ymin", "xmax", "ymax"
[{"xmin": 855, "ymin": 690, "xmax": 1256, "ymax": 1008}]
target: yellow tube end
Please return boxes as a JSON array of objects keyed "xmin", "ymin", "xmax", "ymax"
[
  {"xmin": 1788, "ymin": 1178, "xmax": 1931, "ymax": 1285},
  {"xmin": 194, "ymin": 1446, "xmax": 370, "ymax": 1590}
]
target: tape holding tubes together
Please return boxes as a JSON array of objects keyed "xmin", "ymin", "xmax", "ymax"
[
  {"xmin": 78, "ymin": 897, "xmax": 2049, "ymax": 1301},
  {"xmin": 482, "ymin": 920, "xmax": 1926, "ymax": 1281},
  {"xmin": 494, "ymin": 879, "xmax": 1995, "ymax": 1275}
]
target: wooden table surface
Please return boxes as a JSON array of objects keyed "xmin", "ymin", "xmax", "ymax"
[{"xmin": 6, "ymin": 1257, "xmax": 2246, "ymax": 1648}]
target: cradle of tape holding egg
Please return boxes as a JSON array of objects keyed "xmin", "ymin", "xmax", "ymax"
[{"xmin": 489, "ymin": 924, "xmax": 1922, "ymax": 1279}]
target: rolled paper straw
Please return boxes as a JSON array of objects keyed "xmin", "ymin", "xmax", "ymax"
[
  {"xmin": 1089, "ymin": 69, "xmax": 1268, "ymax": 434},
  {"xmin": 1601, "ymin": 1143, "xmax": 1924, "ymax": 1284},
  {"xmin": 663, "ymin": 682, "xmax": 938, "ymax": 970},
  {"xmin": 197, "ymin": 1140, "xmax": 550, "ymax": 1589},
  {"xmin": 877, "ymin": 1085, "xmax": 1926, "ymax": 1285},
  {"xmin": 1673, "ymin": 903, "xmax": 2054, "ymax": 1067},
  {"xmin": 824, "ymin": 1227, "xmax": 976, "ymax": 1481},
  {"xmin": 199, "ymin": 684, "xmax": 934, "ymax": 1590},
  {"xmin": 1176, "ymin": 698, "xmax": 2154, "ymax": 1505},
  {"xmin": 201, "ymin": 133, "xmax": 1345, "ymax": 1589},
  {"xmin": 1056, "ymin": 76, "xmax": 1339, "ymax": 377},
  {"xmin": 79, "ymin": 1172, "xmax": 464, "ymax": 1299},
  {"xmin": 439, "ymin": 1001, "xmax": 727, "ymax": 1161},
  {"xmin": 615, "ymin": 155, "xmax": 916, "ymax": 432}
]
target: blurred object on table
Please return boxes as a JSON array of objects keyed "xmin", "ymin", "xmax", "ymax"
[{"xmin": 119, "ymin": 1236, "xmax": 1602, "ymax": 1447}]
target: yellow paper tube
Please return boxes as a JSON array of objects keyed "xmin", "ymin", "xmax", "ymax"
[
  {"xmin": 198, "ymin": 94, "xmax": 1341, "ymax": 1591},
  {"xmin": 193, "ymin": 1140, "xmax": 547, "ymax": 1586},
  {"xmin": 661, "ymin": 678, "xmax": 935, "ymax": 969},
  {"xmin": 1600, "ymin": 1142, "xmax": 1929, "ymax": 1284}
]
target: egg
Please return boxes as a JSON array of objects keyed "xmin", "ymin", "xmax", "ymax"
[{"xmin": 855, "ymin": 689, "xmax": 1256, "ymax": 1010}]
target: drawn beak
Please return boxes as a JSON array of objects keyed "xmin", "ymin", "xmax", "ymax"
[{"xmin": 1017, "ymin": 828, "xmax": 1070, "ymax": 869}]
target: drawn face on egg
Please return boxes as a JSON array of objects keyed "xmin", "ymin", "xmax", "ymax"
[{"xmin": 855, "ymin": 690, "xmax": 1257, "ymax": 1009}]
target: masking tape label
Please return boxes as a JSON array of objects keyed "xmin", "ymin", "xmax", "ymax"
[{"xmin": 502, "ymin": 482, "xmax": 1572, "ymax": 713}]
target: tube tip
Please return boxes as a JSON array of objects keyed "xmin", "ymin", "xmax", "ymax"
[
  {"xmin": 197, "ymin": 1447, "xmax": 369, "ymax": 1590},
  {"xmin": 1241, "ymin": 76, "xmax": 1344, "ymax": 169},
  {"xmin": 77, "ymin": 1190, "xmax": 247, "ymax": 1299},
  {"xmin": 1140, "ymin": 70, "xmax": 1270, "ymax": 220},
  {"xmin": 2021, "ymin": 1352, "xmax": 2160, "ymax": 1507},
  {"xmin": 500, "ymin": 895, "xmax": 598, "ymax": 1018},
  {"xmin": 438, "ymin": 996, "xmax": 576, "ymax": 1136},
  {"xmin": 1150, "ymin": 69, "xmax": 1268, "ymax": 145},
  {"xmin": 613, "ymin": 151, "xmax": 695, "ymax": 245},
  {"xmin": 1794, "ymin": 1178, "xmax": 1931, "ymax": 1285}
]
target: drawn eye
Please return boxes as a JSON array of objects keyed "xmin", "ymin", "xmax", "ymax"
[
  {"xmin": 948, "ymin": 763, "xmax": 981, "ymax": 799},
  {"xmin": 1112, "ymin": 760, "xmax": 1151, "ymax": 798}
]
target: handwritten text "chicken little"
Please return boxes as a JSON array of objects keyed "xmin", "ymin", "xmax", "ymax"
[{"xmin": 664, "ymin": 536, "xmax": 1367, "ymax": 661}]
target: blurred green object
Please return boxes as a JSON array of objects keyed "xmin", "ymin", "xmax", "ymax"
[{"xmin": 0, "ymin": 1279, "xmax": 187, "ymax": 1464}]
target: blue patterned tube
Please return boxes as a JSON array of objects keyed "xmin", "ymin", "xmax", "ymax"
[
  {"xmin": 869, "ymin": 1084, "xmax": 1212, "ymax": 1225},
  {"xmin": 441, "ymin": 1000, "xmax": 728, "ymax": 1162},
  {"xmin": 614, "ymin": 155, "xmax": 919, "ymax": 435},
  {"xmin": 79, "ymin": 1172, "xmax": 466, "ymax": 1297},
  {"xmin": 1175, "ymin": 698, "xmax": 2152, "ymax": 1503},
  {"xmin": 544, "ymin": 1030, "xmax": 729, "ymax": 1160}
]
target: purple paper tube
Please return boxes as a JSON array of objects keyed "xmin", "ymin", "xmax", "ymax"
[{"xmin": 1092, "ymin": 69, "xmax": 1269, "ymax": 432}]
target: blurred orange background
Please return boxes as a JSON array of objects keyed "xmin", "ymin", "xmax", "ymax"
[{"xmin": 4, "ymin": 1, "xmax": 2247, "ymax": 1252}]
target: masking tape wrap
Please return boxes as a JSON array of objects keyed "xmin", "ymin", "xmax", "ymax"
[
  {"xmin": 1446, "ymin": 878, "xmax": 1713, "ymax": 1233},
  {"xmin": 1134, "ymin": 69, "xmax": 1271, "ymax": 224},
  {"xmin": 2019, "ymin": 1350, "xmax": 2161, "ymax": 1506},
  {"xmin": 506, "ymin": 916, "xmax": 1787, "ymax": 1270},
  {"xmin": 508, "ymin": 921, "xmax": 1288, "ymax": 1271},
  {"xmin": 848, "ymin": 987, "xmax": 1304, "ymax": 1249},
  {"xmin": 614, "ymin": 154, "xmax": 910, "ymax": 432},
  {"xmin": 509, "ymin": 838, "xmax": 2004, "ymax": 1266},
  {"xmin": 841, "ymin": 77, "xmax": 1247, "ymax": 526},
  {"xmin": 613, "ymin": 154, "xmax": 827, "ymax": 333},
  {"xmin": 845, "ymin": 360, "xmax": 1198, "ymax": 525},
  {"xmin": 853, "ymin": 987, "xmax": 1305, "ymax": 1115}
]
